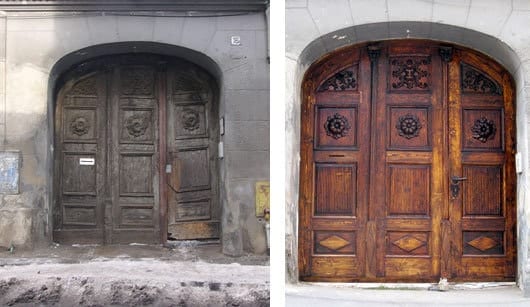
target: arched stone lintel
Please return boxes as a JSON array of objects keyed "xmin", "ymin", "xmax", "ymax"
[
  {"xmin": 48, "ymin": 41, "xmax": 223, "ymax": 98},
  {"xmin": 298, "ymin": 22, "xmax": 521, "ymax": 77}
]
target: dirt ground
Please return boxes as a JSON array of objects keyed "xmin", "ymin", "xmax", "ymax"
[{"xmin": 0, "ymin": 242, "xmax": 270, "ymax": 306}]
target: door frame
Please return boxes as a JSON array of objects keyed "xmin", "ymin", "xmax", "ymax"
[
  {"xmin": 52, "ymin": 53, "xmax": 220, "ymax": 245},
  {"xmin": 298, "ymin": 39, "xmax": 517, "ymax": 282}
]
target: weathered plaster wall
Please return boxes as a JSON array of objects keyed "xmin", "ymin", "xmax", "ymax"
[
  {"xmin": 285, "ymin": 0, "xmax": 530, "ymax": 293},
  {"xmin": 0, "ymin": 11, "xmax": 269, "ymax": 256}
]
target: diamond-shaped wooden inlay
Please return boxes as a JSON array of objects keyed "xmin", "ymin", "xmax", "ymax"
[
  {"xmin": 467, "ymin": 236, "xmax": 498, "ymax": 252},
  {"xmin": 392, "ymin": 235, "xmax": 426, "ymax": 252},
  {"xmin": 319, "ymin": 235, "xmax": 350, "ymax": 251}
]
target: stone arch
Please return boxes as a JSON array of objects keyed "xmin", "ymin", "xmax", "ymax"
[{"xmin": 286, "ymin": 21, "xmax": 529, "ymax": 291}]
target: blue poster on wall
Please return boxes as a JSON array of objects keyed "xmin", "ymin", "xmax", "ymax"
[{"xmin": 0, "ymin": 151, "xmax": 19, "ymax": 194}]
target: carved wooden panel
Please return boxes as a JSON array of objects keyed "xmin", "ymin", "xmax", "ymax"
[
  {"xmin": 314, "ymin": 231, "xmax": 356, "ymax": 254},
  {"xmin": 463, "ymin": 165, "xmax": 502, "ymax": 216},
  {"xmin": 389, "ymin": 56, "xmax": 431, "ymax": 92},
  {"xmin": 166, "ymin": 65, "xmax": 219, "ymax": 241},
  {"xmin": 172, "ymin": 199, "xmax": 211, "ymax": 221},
  {"xmin": 62, "ymin": 204, "xmax": 96, "ymax": 226},
  {"xmin": 120, "ymin": 67, "xmax": 155, "ymax": 97},
  {"xmin": 386, "ymin": 232, "xmax": 429, "ymax": 256},
  {"xmin": 173, "ymin": 73, "xmax": 204, "ymax": 93},
  {"xmin": 299, "ymin": 41, "xmax": 515, "ymax": 282},
  {"xmin": 63, "ymin": 108, "xmax": 97, "ymax": 142},
  {"xmin": 464, "ymin": 231, "xmax": 504, "ymax": 255},
  {"xmin": 62, "ymin": 153, "xmax": 96, "ymax": 195},
  {"xmin": 461, "ymin": 63, "xmax": 502, "ymax": 95},
  {"xmin": 318, "ymin": 66, "xmax": 358, "ymax": 92},
  {"xmin": 119, "ymin": 154, "xmax": 153, "ymax": 196},
  {"xmin": 462, "ymin": 109, "xmax": 503, "ymax": 151},
  {"xmin": 388, "ymin": 107, "xmax": 430, "ymax": 150},
  {"xmin": 315, "ymin": 163, "xmax": 356, "ymax": 216},
  {"xmin": 68, "ymin": 76, "xmax": 97, "ymax": 97},
  {"xmin": 119, "ymin": 108, "xmax": 154, "ymax": 143},
  {"xmin": 174, "ymin": 105, "xmax": 208, "ymax": 139},
  {"xmin": 387, "ymin": 165, "xmax": 430, "ymax": 216},
  {"xmin": 171, "ymin": 147, "xmax": 210, "ymax": 192},
  {"xmin": 315, "ymin": 106, "xmax": 357, "ymax": 149},
  {"xmin": 119, "ymin": 206, "xmax": 154, "ymax": 226}
]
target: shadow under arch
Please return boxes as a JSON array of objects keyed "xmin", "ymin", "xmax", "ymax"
[{"xmin": 45, "ymin": 42, "xmax": 223, "ymax": 244}]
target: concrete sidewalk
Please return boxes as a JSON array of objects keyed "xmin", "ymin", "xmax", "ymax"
[
  {"xmin": 286, "ymin": 283, "xmax": 530, "ymax": 306},
  {"xmin": 0, "ymin": 243, "xmax": 269, "ymax": 306}
]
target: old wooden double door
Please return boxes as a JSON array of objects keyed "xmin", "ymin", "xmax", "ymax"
[
  {"xmin": 53, "ymin": 55, "xmax": 219, "ymax": 244},
  {"xmin": 299, "ymin": 41, "xmax": 516, "ymax": 282}
]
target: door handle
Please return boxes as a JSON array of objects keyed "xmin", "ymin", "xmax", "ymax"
[{"xmin": 450, "ymin": 176, "xmax": 467, "ymax": 199}]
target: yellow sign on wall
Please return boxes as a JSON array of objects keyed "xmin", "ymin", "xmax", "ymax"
[{"xmin": 255, "ymin": 181, "xmax": 270, "ymax": 218}]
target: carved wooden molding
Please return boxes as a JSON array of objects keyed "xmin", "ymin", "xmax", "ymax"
[
  {"xmin": 467, "ymin": 236, "xmax": 499, "ymax": 252},
  {"xmin": 70, "ymin": 116, "xmax": 91, "ymax": 136},
  {"xmin": 471, "ymin": 117, "xmax": 496, "ymax": 143},
  {"xmin": 121, "ymin": 69, "xmax": 154, "ymax": 96},
  {"xmin": 125, "ymin": 114, "xmax": 149, "ymax": 137},
  {"xmin": 182, "ymin": 108, "xmax": 200, "ymax": 131},
  {"xmin": 392, "ymin": 235, "xmax": 426, "ymax": 253},
  {"xmin": 367, "ymin": 45, "xmax": 381, "ymax": 63},
  {"xmin": 318, "ymin": 68, "xmax": 357, "ymax": 92},
  {"xmin": 396, "ymin": 114, "xmax": 422, "ymax": 139},
  {"xmin": 324, "ymin": 113, "xmax": 351, "ymax": 139},
  {"xmin": 461, "ymin": 63, "xmax": 502, "ymax": 95},
  {"xmin": 439, "ymin": 46, "xmax": 453, "ymax": 62},
  {"xmin": 69, "ymin": 78, "xmax": 96, "ymax": 96},
  {"xmin": 391, "ymin": 57, "xmax": 431, "ymax": 90}
]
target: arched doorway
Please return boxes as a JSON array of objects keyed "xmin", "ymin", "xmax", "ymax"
[
  {"xmin": 53, "ymin": 54, "xmax": 220, "ymax": 244},
  {"xmin": 298, "ymin": 40, "xmax": 516, "ymax": 282}
]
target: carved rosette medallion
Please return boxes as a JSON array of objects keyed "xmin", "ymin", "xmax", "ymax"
[
  {"xmin": 391, "ymin": 57, "xmax": 431, "ymax": 90},
  {"xmin": 182, "ymin": 109, "xmax": 200, "ymax": 131},
  {"xmin": 125, "ymin": 114, "xmax": 149, "ymax": 137},
  {"xmin": 318, "ymin": 69, "xmax": 357, "ymax": 92},
  {"xmin": 396, "ymin": 114, "xmax": 422, "ymax": 139},
  {"xmin": 471, "ymin": 117, "xmax": 496, "ymax": 143},
  {"xmin": 70, "ymin": 116, "xmax": 90, "ymax": 136},
  {"xmin": 324, "ymin": 113, "xmax": 351, "ymax": 139},
  {"xmin": 461, "ymin": 64, "xmax": 502, "ymax": 95}
]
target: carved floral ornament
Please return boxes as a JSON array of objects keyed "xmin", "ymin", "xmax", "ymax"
[
  {"xmin": 318, "ymin": 68, "xmax": 357, "ymax": 92},
  {"xmin": 391, "ymin": 57, "xmax": 431, "ymax": 90},
  {"xmin": 324, "ymin": 113, "xmax": 351, "ymax": 139},
  {"xmin": 70, "ymin": 78, "xmax": 97, "ymax": 96},
  {"xmin": 471, "ymin": 117, "xmax": 496, "ymax": 143},
  {"xmin": 182, "ymin": 109, "xmax": 200, "ymax": 131},
  {"xmin": 461, "ymin": 64, "xmax": 502, "ymax": 95},
  {"xmin": 125, "ymin": 114, "xmax": 149, "ymax": 137},
  {"xmin": 121, "ymin": 69, "xmax": 154, "ymax": 96},
  {"xmin": 70, "ymin": 116, "xmax": 90, "ymax": 136},
  {"xmin": 396, "ymin": 114, "xmax": 422, "ymax": 139}
]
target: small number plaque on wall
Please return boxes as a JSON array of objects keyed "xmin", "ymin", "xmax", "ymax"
[{"xmin": 0, "ymin": 151, "xmax": 20, "ymax": 194}]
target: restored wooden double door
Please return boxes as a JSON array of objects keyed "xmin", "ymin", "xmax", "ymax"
[
  {"xmin": 53, "ymin": 55, "xmax": 219, "ymax": 244},
  {"xmin": 299, "ymin": 41, "xmax": 516, "ymax": 282}
]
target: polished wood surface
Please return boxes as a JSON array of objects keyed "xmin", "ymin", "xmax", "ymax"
[{"xmin": 299, "ymin": 40, "xmax": 516, "ymax": 282}]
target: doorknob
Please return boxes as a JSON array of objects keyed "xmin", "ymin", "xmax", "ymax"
[{"xmin": 450, "ymin": 176, "xmax": 467, "ymax": 199}]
